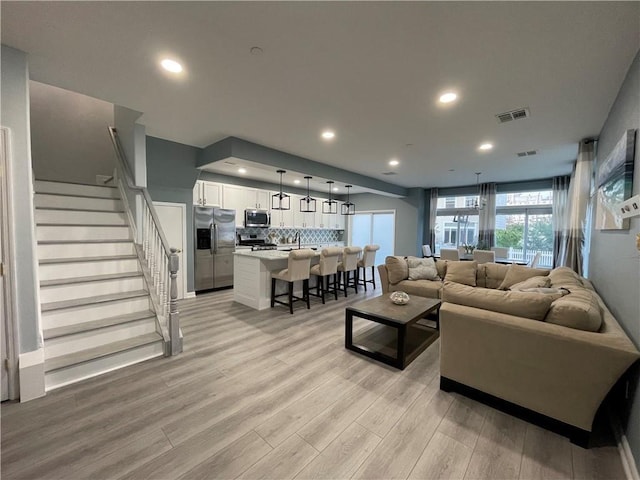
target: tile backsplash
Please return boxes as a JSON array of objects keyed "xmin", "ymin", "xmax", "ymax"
[{"xmin": 238, "ymin": 227, "xmax": 343, "ymax": 244}]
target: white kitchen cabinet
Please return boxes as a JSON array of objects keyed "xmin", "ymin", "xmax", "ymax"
[
  {"xmin": 254, "ymin": 189, "xmax": 270, "ymax": 210},
  {"xmin": 193, "ymin": 180, "xmax": 222, "ymax": 207},
  {"xmin": 270, "ymin": 191, "xmax": 294, "ymax": 227},
  {"xmin": 222, "ymin": 184, "xmax": 246, "ymax": 227},
  {"xmin": 314, "ymin": 197, "xmax": 328, "ymax": 228}
]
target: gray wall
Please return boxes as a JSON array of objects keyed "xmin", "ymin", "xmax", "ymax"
[
  {"xmin": 1, "ymin": 45, "xmax": 41, "ymax": 353},
  {"xmin": 146, "ymin": 136, "xmax": 200, "ymax": 292},
  {"xmin": 349, "ymin": 191, "xmax": 424, "ymax": 257},
  {"xmin": 30, "ymin": 81, "xmax": 114, "ymax": 184},
  {"xmin": 589, "ymin": 50, "xmax": 640, "ymax": 469}
]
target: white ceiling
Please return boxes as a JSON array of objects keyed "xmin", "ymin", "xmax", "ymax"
[{"xmin": 2, "ymin": 1, "xmax": 639, "ymax": 190}]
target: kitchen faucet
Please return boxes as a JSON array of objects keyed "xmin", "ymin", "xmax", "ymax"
[{"xmin": 295, "ymin": 231, "xmax": 301, "ymax": 249}]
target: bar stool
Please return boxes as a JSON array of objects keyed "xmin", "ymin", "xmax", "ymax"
[
  {"xmin": 357, "ymin": 244, "xmax": 380, "ymax": 291},
  {"xmin": 337, "ymin": 246, "xmax": 362, "ymax": 297},
  {"xmin": 270, "ymin": 249, "xmax": 316, "ymax": 314},
  {"xmin": 309, "ymin": 247, "xmax": 342, "ymax": 303}
]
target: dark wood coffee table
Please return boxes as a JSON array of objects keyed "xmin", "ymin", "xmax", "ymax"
[{"xmin": 345, "ymin": 295, "xmax": 441, "ymax": 370}]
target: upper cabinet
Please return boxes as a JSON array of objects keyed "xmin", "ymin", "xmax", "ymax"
[
  {"xmin": 193, "ymin": 180, "xmax": 222, "ymax": 207},
  {"xmin": 223, "ymin": 185, "xmax": 272, "ymax": 227}
]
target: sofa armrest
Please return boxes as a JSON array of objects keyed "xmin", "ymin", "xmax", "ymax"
[
  {"xmin": 377, "ymin": 264, "xmax": 389, "ymax": 294},
  {"xmin": 439, "ymin": 302, "xmax": 639, "ymax": 431}
]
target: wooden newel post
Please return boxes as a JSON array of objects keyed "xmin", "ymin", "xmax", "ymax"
[{"xmin": 169, "ymin": 247, "xmax": 182, "ymax": 355}]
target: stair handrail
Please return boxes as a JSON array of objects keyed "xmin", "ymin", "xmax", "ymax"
[{"xmin": 108, "ymin": 126, "xmax": 182, "ymax": 356}]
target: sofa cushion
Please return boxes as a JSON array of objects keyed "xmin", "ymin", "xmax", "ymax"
[
  {"xmin": 498, "ymin": 264, "xmax": 550, "ymax": 290},
  {"xmin": 443, "ymin": 281, "xmax": 554, "ymax": 320},
  {"xmin": 407, "ymin": 256, "xmax": 440, "ymax": 281},
  {"xmin": 549, "ymin": 267, "xmax": 584, "ymax": 289},
  {"xmin": 510, "ymin": 275, "xmax": 551, "ymax": 291},
  {"xmin": 385, "ymin": 256, "xmax": 408, "ymax": 284},
  {"xmin": 444, "ymin": 261, "xmax": 477, "ymax": 287},
  {"xmin": 481, "ymin": 263, "xmax": 511, "ymax": 289},
  {"xmin": 545, "ymin": 287, "xmax": 603, "ymax": 332},
  {"xmin": 435, "ymin": 259, "xmax": 448, "ymax": 279},
  {"xmin": 392, "ymin": 279, "xmax": 442, "ymax": 299}
]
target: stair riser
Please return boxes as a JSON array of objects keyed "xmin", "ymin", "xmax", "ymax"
[
  {"xmin": 37, "ymin": 225, "xmax": 131, "ymax": 242},
  {"xmin": 40, "ymin": 277, "xmax": 146, "ymax": 303},
  {"xmin": 37, "ymin": 242, "xmax": 136, "ymax": 259},
  {"xmin": 35, "ymin": 180, "xmax": 120, "ymax": 199},
  {"xmin": 42, "ymin": 297, "xmax": 151, "ymax": 329},
  {"xmin": 44, "ymin": 318, "xmax": 158, "ymax": 359},
  {"xmin": 36, "ymin": 210, "xmax": 127, "ymax": 226},
  {"xmin": 39, "ymin": 258, "xmax": 139, "ymax": 281},
  {"xmin": 35, "ymin": 194, "xmax": 123, "ymax": 212},
  {"xmin": 45, "ymin": 342, "xmax": 163, "ymax": 392}
]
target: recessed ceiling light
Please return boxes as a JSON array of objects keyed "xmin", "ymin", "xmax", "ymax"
[
  {"xmin": 439, "ymin": 92, "xmax": 457, "ymax": 104},
  {"xmin": 333, "ymin": 187, "xmax": 339, "ymax": 192},
  {"xmin": 160, "ymin": 58, "xmax": 183, "ymax": 73},
  {"xmin": 389, "ymin": 159, "xmax": 399, "ymax": 166},
  {"xmin": 294, "ymin": 179, "xmax": 301, "ymax": 184},
  {"xmin": 238, "ymin": 167, "xmax": 247, "ymax": 174},
  {"xmin": 321, "ymin": 130, "xmax": 335, "ymax": 140},
  {"xmin": 478, "ymin": 143, "xmax": 494, "ymax": 151}
]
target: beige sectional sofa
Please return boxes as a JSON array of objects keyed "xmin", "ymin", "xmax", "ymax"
[{"xmin": 377, "ymin": 256, "xmax": 640, "ymax": 446}]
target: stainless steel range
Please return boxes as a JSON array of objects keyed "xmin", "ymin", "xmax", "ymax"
[{"xmin": 238, "ymin": 233, "xmax": 277, "ymax": 251}]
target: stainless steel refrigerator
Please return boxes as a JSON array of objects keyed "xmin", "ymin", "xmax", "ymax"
[{"xmin": 194, "ymin": 206, "xmax": 236, "ymax": 291}]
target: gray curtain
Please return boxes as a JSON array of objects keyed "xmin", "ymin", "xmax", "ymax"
[
  {"xmin": 428, "ymin": 188, "xmax": 438, "ymax": 249},
  {"xmin": 559, "ymin": 140, "xmax": 594, "ymax": 275},
  {"xmin": 552, "ymin": 175, "xmax": 570, "ymax": 267},
  {"xmin": 477, "ymin": 182, "xmax": 497, "ymax": 248}
]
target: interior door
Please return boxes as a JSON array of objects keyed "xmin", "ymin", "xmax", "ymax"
[{"xmin": 153, "ymin": 202, "xmax": 186, "ymax": 299}]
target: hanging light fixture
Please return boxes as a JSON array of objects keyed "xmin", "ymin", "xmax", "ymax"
[
  {"xmin": 341, "ymin": 185, "xmax": 355, "ymax": 215},
  {"xmin": 300, "ymin": 176, "xmax": 317, "ymax": 213},
  {"xmin": 322, "ymin": 180, "xmax": 338, "ymax": 214},
  {"xmin": 271, "ymin": 170, "xmax": 290, "ymax": 210},
  {"xmin": 474, "ymin": 172, "xmax": 486, "ymax": 211}
]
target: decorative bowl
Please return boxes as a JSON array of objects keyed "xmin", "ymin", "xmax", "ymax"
[{"xmin": 390, "ymin": 291, "xmax": 410, "ymax": 305}]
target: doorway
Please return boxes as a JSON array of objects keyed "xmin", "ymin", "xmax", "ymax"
[
  {"xmin": 349, "ymin": 210, "xmax": 395, "ymax": 260},
  {"xmin": 153, "ymin": 202, "xmax": 187, "ymax": 299}
]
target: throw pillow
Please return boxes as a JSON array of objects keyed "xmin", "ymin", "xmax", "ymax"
[
  {"xmin": 385, "ymin": 256, "xmax": 409, "ymax": 284},
  {"xmin": 407, "ymin": 256, "xmax": 439, "ymax": 281},
  {"xmin": 549, "ymin": 267, "xmax": 584, "ymax": 289},
  {"xmin": 442, "ymin": 281, "xmax": 554, "ymax": 321},
  {"xmin": 509, "ymin": 275, "xmax": 551, "ymax": 291},
  {"xmin": 444, "ymin": 261, "xmax": 477, "ymax": 286},
  {"xmin": 498, "ymin": 264, "xmax": 550, "ymax": 290}
]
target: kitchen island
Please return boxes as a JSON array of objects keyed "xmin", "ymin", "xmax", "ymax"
[{"xmin": 233, "ymin": 249, "xmax": 321, "ymax": 310}]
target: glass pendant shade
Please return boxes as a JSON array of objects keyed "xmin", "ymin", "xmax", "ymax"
[
  {"xmin": 341, "ymin": 185, "xmax": 355, "ymax": 215},
  {"xmin": 271, "ymin": 170, "xmax": 290, "ymax": 210},
  {"xmin": 322, "ymin": 181, "xmax": 338, "ymax": 214},
  {"xmin": 299, "ymin": 176, "xmax": 317, "ymax": 213}
]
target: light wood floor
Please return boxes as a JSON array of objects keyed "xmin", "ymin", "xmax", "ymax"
[{"xmin": 1, "ymin": 286, "xmax": 626, "ymax": 479}]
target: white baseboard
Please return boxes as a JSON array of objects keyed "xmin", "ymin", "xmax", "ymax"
[
  {"xmin": 18, "ymin": 348, "xmax": 45, "ymax": 402},
  {"xmin": 611, "ymin": 413, "xmax": 640, "ymax": 480},
  {"xmin": 185, "ymin": 291, "xmax": 196, "ymax": 299}
]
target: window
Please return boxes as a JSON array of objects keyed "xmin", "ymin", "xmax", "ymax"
[{"xmin": 434, "ymin": 194, "xmax": 480, "ymax": 254}]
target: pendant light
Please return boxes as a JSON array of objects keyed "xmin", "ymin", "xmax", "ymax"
[
  {"xmin": 300, "ymin": 176, "xmax": 317, "ymax": 213},
  {"xmin": 271, "ymin": 170, "xmax": 290, "ymax": 210},
  {"xmin": 341, "ymin": 185, "xmax": 355, "ymax": 215},
  {"xmin": 322, "ymin": 181, "xmax": 338, "ymax": 214},
  {"xmin": 474, "ymin": 172, "xmax": 486, "ymax": 211}
]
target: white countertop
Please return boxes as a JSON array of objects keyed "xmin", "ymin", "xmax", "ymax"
[{"xmin": 234, "ymin": 249, "xmax": 321, "ymax": 260}]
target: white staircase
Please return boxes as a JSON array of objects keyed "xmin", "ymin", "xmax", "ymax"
[{"xmin": 34, "ymin": 180, "xmax": 164, "ymax": 391}]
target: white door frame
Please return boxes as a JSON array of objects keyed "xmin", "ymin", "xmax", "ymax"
[
  {"xmin": 348, "ymin": 209, "xmax": 396, "ymax": 254},
  {"xmin": 1, "ymin": 127, "xmax": 19, "ymax": 400},
  {"xmin": 152, "ymin": 201, "xmax": 188, "ymax": 299}
]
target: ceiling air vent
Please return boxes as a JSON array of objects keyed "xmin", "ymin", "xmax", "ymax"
[
  {"xmin": 381, "ymin": 171, "xmax": 397, "ymax": 176},
  {"xmin": 517, "ymin": 150, "xmax": 538, "ymax": 157},
  {"xmin": 496, "ymin": 107, "xmax": 530, "ymax": 124}
]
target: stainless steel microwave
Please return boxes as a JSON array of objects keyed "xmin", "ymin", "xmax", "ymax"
[{"xmin": 244, "ymin": 209, "xmax": 270, "ymax": 228}]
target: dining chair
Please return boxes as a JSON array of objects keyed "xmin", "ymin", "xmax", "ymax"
[
  {"xmin": 491, "ymin": 246, "xmax": 509, "ymax": 259},
  {"xmin": 440, "ymin": 248, "xmax": 460, "ymax": 261},
  {"xmin": 422, "ymin": 245, "xmax": 432, "ymax": 257},
  {"xmin": 457, "ymin": 246, "xmax": 467, "ymax": 257},
  {"xmin": 357, "ymin": 244, "xmax": 380, "ymax": 291},
  {"xmin": 270, "ymin": 249, "xmax": 316, "ymax": 314},
  {"xmin": 337, "ymin": 246, "xmax": 362, "ymax": 296},
  {"xmin": 530, "ymin": 252, "xmax": 541, "ymax": 268},
  {"xmin": 309, "ymin": 247, "xmax": 342, "ymax": 303},
  {"xmin": 473, "ymin": 249, "xmax": 495, "ymax": 264}
]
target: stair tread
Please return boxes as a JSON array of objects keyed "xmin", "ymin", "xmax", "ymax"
[
  {"xmin": 43, "ymin": 310, "xmax": 156, "ymax": 340},
  {"xmin": 37, "ymin": 223, "xmax": 129, "ymax": 227},
  {"xmin": 40, "ymin": 271, "xmax": 143, "ymax": 287},
  {"xmin": 35, "ymin": 179, "xmax": 117, "ymax": 188},
  {"xmin": 44, "ymin": 332, "xmax": 162, "ymax": 372},
  {"xmin": 40, "ymin": 254, "xmax": 138, "ymax": 265},
  {"xmin": 38, "ymin": 239, "xmax": 134, "ymax": 245},
  {"xmin": 41, "ymin": 290, "xmax": 149, "ymax": 312},
  {"xmin": 36, "ymin": 207, "xmax": 125, "ymax": 213}
]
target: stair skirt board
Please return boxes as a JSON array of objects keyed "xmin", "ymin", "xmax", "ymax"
[
  {"xmin": 37, "ymin": 224, "xmax": 131, "ymax": 242},
  {"xmin": 37, "ymin": 241, "xmax": 136, "ymax": 259},
  {"xmin": 34, "ymin": 180, "xmax": 120, "ymax": 199},
  {"xmin": 42, "ymin": 297, "xmax": 152, "ymax": 329},
  {"xmin": 35, "ymin": 209, "xmax": 127, "ymax": 226},
  {"xmin": 38, "ymin": 258, "xmax": 140, "ymax": 280},
  {"xmin": 44, "ymin": 318, "xmax": 158, "ymax": 359},
  {"xmin": 45, "ymin": 340, "xmax": 164, "ymax": 392},
  {"xmin": 39, "ymin": 276, "xmax": 146, "ymax": 303},
  {"xmin": 35, "ymin": 194, "xmax": 123, "ymax": 212}
]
